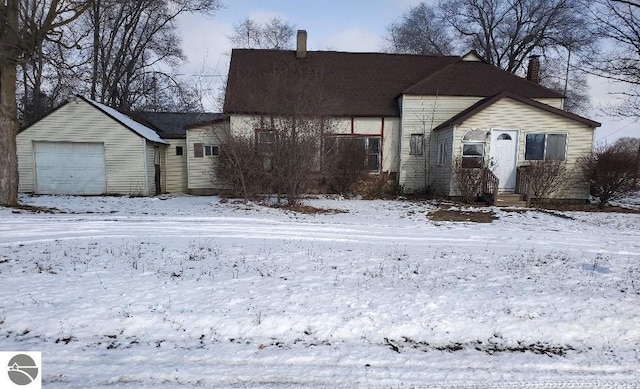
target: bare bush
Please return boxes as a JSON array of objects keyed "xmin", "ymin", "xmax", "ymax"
[
  {"xmin": 451, "ymin": 157, "xmax": 483, "ymax": 203},
  {"xmin": 522, "ymin": 159, "xmax": 568, "ymax": 202},
  {"xmin": 215, "ymin": 132, "xmax": 267, "ymax": 203},
  {"xmin": 577, "ymin": 143, "xmax": 637, "ymax": 208},
  {"xmin": 322, "ymin": 137, "xmax": 369, "ymax": 194}
]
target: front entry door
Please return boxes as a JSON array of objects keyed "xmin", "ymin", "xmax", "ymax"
[{"xmin": 490, "ymin": 129, "xmax": 519, "ymax": 190}]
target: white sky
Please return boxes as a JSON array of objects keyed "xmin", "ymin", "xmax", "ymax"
[{"xmin": 176, "ymin": 0, "xmax": 639, "ymax": 144}]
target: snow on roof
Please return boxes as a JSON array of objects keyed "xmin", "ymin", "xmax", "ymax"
[{"xmin": 83, "ymin": 97, "xmax": 168, "ymax": 144}]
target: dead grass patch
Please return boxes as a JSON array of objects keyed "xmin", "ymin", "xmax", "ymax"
[
  {"xmin": 272, "ymin": 204, "xmax": 348, "ymax": 215},
  {"xmin": 429, "ymin": 208, "xmax": 497, "ymax": 223},
  {"xmin": 9, "ymin": 204, "xmax": 63, "ymax": 214}
]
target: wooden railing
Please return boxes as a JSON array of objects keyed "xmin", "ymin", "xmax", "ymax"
[
  {"xmin": 482, "ymin": 168, "xmax": 499, "ymax": 205},
  {"xmin": 516, "ymin": 167, "xmax": 533, "ymax": 207}
]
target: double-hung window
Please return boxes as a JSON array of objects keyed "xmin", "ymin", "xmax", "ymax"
[{"xmin": 410, "ymin": 134, "xmax": 424, "ymax": 155}]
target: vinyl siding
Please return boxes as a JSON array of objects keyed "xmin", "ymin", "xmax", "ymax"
[
  {"xmin": 186, "ymin": 124, "xmax": 229, "ymax": 191},
  {"xmin": 452, "ymin": 97, "xmax": 595, "ymax": 199},
  {"xmin": 433, "ymin": 128, "xmax": 454, "ymax": 195},
  {"xmin": 533, "ymin": 98, "xmax": 564, "ymax": 110},
  {"xmin": 165, "ymin": 139, "xmax": 187, "ymax": 193},
  {"xmin": 399, "ymin": 95, "xmax": 482, "ymax": 192},
  {"xmin": 17, "ymin": 99, "xmax": 154, "ymax": 196}
]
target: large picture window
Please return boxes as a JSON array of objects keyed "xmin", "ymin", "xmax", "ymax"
[
  {"xmin": 525, "ymin": 133, "xmax": 567, "ymax": 160},
  {"xmin": 325, "ymin": 136, "xmax": 381, "ymax": 172}
]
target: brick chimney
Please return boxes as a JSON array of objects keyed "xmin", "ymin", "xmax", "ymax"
[
  {"xmin": 526, "ymin": 55, "xmax": 540, "ymax": 84},
  {"xmin": 296, "ymin": 30, "xmax": 307, "ymax": 59}
]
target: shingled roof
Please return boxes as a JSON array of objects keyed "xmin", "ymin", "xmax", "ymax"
[
  {"xmin": 126, "ymin": 112, "xmax": 224, "ymax": 139},
  {"xmin": 224, "ymin": 49, "xmax": 564, "ymax": 117}
]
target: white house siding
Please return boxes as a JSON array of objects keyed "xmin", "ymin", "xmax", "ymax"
[
  {"xmin": 452, "ymin": 97, "xmax": 594, "ymax": 199},
  {"xmin": 17, "ymin": 99, "xmax": 154, "ymax": 196},
  {"xmin": 164, "ymin": 139, "xmax": 188, "ymax": 193},
  {"xmin": 186, "ymin": 124, "xmax": 229, "ymax": 193},
  {"xmin": 398, "ymin": 95, "xmax": 482, "ymax": 192}
]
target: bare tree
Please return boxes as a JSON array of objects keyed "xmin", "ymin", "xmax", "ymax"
[
  {"xmin": 387, "ymin": 0, "xmax": 598, "ymax": 112},
  {"xmin": 587, "ymin": 0, "xmax": 640, "ymax": 117},
  {"xmin": 229, "ymin": 17, "xmax": 295, "ymax": 49},
  {"xmin": 385, "ymin": 3, "xmax": 454, "ymax": 55},
  {"xmin": 1, "ymin": 0, "xmax": 92, "ymax": 207},
  {"xmin": 84, "ymin": 0, "xmax": 220, "ymax": 111}
]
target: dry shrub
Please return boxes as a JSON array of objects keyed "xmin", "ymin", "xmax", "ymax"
[
  {"xmin": 451, "ymin": 157, "xmax": 483, "ymax": 203},
  {"xmin": 522, "ymin": 159, "xmax": 568, "ymax": 202},
  {"xmin": 577, "ymin": 143, "xmax": 637, "ymax": 208}
]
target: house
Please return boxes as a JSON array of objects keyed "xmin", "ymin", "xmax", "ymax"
[
  {"xmin": 222, "ymin": 30, "xmax": 601, "ymax": 201},
  {"xmin": 17, "ymin": 96, "xmax": 225, "ymax": 196},
  {"xmin": 18, "ymin": 30, "xmax": 601, "ymax": 202}
]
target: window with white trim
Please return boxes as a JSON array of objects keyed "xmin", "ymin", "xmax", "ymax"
[{"xmin": 461, "ymin": 129, "xmax": 485, "ymax": 168}]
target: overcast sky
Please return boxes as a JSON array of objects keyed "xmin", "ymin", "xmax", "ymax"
[{"xmin": 176, "ymin": 0, "xmax": 638, "ymax": 144}]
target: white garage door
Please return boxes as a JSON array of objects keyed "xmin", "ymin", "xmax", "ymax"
[{"xmin": 34, "ymin": 142, "xmax": 107, "ymax": 195}]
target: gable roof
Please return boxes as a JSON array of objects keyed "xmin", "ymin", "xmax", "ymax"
[
  {"xmin": 126, "ymin": 112, "xmax": 224, "ymax": 139},
  {"xmin": 80, "ymin": 97, "xmax": 167, "ymax": 144},
  {"xmin": 433, "ymin": 91, "xmax": 601, "ymax": 131},
  {"xmin": 224, "ymin": 49, "xmax": 564, "ymax": 117}
]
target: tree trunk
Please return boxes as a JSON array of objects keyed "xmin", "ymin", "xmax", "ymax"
[
  {"xmin": 0, "ymin": 0, "xmax": 19, "ymax": 207},
  {"xmin": 0, "ymin": 62, "xmax": 19, "ymax": 207}
]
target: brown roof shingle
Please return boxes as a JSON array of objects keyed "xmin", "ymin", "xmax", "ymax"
[{"xmin": 223, "ymin": 49, "xmax": 564, "ymax": 117}]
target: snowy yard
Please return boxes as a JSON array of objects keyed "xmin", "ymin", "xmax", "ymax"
[{"xmin": 1, "ymin": 195, "xmax": 639, "ymax": 388}]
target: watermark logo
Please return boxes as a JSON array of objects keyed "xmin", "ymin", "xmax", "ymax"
[{"xmin": 1, "ymin": 352, "xmax": 41, "ymax": 388}]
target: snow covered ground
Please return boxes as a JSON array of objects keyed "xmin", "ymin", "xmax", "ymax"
[{"xmin": 1, "ymin": 195, "xmax": 639, "ymax": 388}]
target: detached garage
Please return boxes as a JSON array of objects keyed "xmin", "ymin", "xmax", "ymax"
[{"xmin": 18, "ymin": 96, "xmax": 167, "ymax": 196}]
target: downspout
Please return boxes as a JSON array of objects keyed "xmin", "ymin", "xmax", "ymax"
[{"xmin": 142, "ymin": 138, "xmax": 149, "ymax": 195}]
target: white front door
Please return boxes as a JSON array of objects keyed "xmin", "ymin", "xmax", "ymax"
[{"xmin": 490, "ymin": 129, "xmax": 519, "ymax": 190}]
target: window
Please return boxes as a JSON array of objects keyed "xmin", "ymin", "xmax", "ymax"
[
  {"xmin": 461, "ymin": 130, "xmax": 486, "ymax": 168},
  {"xmin": 325, "ymin": 136, "xmax": 381, "ymax": 173},
  {"xmin": 176, "ymin": 146, "xmax": 183, "ymax": 156},
  {"xmin": 256, "ymin": 130, "xmax": 276, "ymax": 151},
  {"xmin": 194, "ymin": 143, "xmax": 218, "ymax": 158},
  {"xmin": 437, "ymin": 142, "xmax": 448, "ymax": 165},
  {"xmin": 366, "ymin": 137, "xmax": 381, "ymax": 172},
  {"xmin": 525, "ymin": 133, "xmax": 567, "ymax": 160},
  {"xmin": 410, "ymin": 134, "xmax": 424, "ymax": 155},
  {"xmin": 204, "ymin": 145, "xmax": 219, "ymax": 156},
  {"xmin": 194, "ymin": 143, "xmax": 203, "ymax": 158},
  {"xmin": 462, "ymin": 144, "xmax": 484, "ymax": 168}
]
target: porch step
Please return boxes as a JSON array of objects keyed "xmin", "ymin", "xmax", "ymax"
[{"xmin": 495, "ymin": 194, "xmax": 528, "ymax": 208}]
